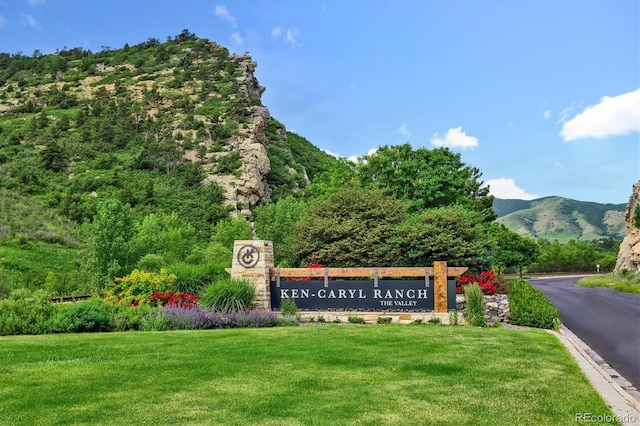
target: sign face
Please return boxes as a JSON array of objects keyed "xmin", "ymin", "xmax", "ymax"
[{"xmin": 270, "ymin": 279, "xmax": 457, "ymax": 311}]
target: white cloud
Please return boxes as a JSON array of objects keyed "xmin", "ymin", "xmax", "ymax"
[
  {"xmin": 544, "ymin": 110, "xmax": 551, "ymax": 119},
  {"xmin": 430, "ymin": 126, "xmax": 478, "ymax": 149},
  {"xmin": 19, "ymin": 13, "xmax": 41, "ymax": 30},
  {"xmin": 285, "ymin": 27, "xmax": 299, "ymax": 46},
  {"xmin": 271, "ymin": 26, "xmax": 300, "ymax": 46},
  {"xmin": 323, "ymin": 149, "xmax": 342, "ymax": 159},
  {"xmin": 558, "ymin": 104, "xmax": 575, "ymax": 124},
  {"xmin": 230, "ymin": 32, "xmax": 243, "ymax": 45},
  {"xmin": 398, "ymin": 123, "xmax": 411, "ymax": 139},
  {"xmin": 485, "ymin": 178, "xmax": 539, "ymax": 200},
  {"xmin": 347, "ymin": 147, "xmax": 378, "ymax": 163},
  {"xmin": 560, "ymin": 89, "xmax": 640, "ymax": 141},
  {"xmin": 506, "ymin": 122, "xmax": 516, "ymax": 130},
  {"xmin": 215, "ymin": 5, "xmax": 236, "ymax": 26}
]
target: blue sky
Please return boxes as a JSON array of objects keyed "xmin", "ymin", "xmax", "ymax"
[{"xmin": 1, "ymin": 0, "xmax": 638, "ymax": 204}]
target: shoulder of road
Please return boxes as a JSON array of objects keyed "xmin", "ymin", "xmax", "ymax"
[{"xmin": 554, "ymin": 325, "xmax": 640, "ymax": 426}]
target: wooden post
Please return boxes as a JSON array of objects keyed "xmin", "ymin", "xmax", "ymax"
[{"xmin": 434, "ymin": 261, "xmax": 448, "ymax": 313}]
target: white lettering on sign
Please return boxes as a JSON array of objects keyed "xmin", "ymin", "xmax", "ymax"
[
  {"xmin": 280, "ymin": 289, "xmax": 310, "ymax": 299},
  {"xmin": 373, "ymin": 289, "xmax": 428, "ymax": 299},
  {"xmin": 279, "ymin": 283, "xmax": 432, "ymax": 310}
]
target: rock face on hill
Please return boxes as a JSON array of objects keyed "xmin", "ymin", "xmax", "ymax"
[
  {"xmin": 201, "ymin": 57, "xmax": 272, "ymax": 219},
  {"xmin": 614, "ymin": 182, "xmax": 640, "ymax": 273}
]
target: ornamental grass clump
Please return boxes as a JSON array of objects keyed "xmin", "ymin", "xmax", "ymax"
[
  {"xmin": 167, "ymin": 262, "xmax": 228, "ymax": 294},
  {"xmin": 199, "ymin": 278, "xmax": 255, "ymax": 313},
  {"xmin": 464, "ymin": 283, "xmax": 485, "ymax": 327}
]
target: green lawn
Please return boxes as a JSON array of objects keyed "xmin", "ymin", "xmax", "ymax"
[
  {"xmin": 578, "ymin": 274, "xmax": 640, "ymax": 294},
  {"xmin": 0, "ymin": 326, "xmax": 619, "ymax": 425}
]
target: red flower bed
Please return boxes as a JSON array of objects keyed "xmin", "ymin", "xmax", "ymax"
[
  {"xmin": 456, "ymin": 270, "xmax": 500, "ymax": 295},
  {"xmin": 150, "ymin": 291, "xmax": 198, "ymax": 308}
]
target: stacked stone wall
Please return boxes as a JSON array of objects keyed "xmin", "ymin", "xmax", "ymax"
[{"xmin": 456, "ymin": 294, "xmax": 510, "ymax": 324}]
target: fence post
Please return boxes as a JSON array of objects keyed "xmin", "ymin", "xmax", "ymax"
[
  {"xmin": 434, "ymin": 261, "xmax": 447, "ymax": 313},
  {"xmin": 230, "ymin": 240, "xmax": 274, "ymax": 310}
]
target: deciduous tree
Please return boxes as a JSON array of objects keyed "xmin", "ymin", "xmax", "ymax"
[
  {"xmin": 293, "ymin": 187, "xmax": 406, "ymax": 267},
  {"xmin": 356, "ymin": 144, "xmax": 495, "ymax": 220},
  {"xmin": 85, "ymin": 199, "xmax": 135, "ymax": 286}
]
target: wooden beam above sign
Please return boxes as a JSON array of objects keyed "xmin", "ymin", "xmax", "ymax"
[{"xmin": 268, "ymin": 266, "xmax": 468, "ymax": 279}]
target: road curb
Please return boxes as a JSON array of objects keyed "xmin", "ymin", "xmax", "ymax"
[{"xmin": 551, "ymin": 325, "xmax": 640, "ymax": 425}]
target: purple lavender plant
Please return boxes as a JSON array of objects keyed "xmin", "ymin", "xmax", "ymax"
[{"xmin": 157, "ymin": 306, "xmax": 224, "ymax": 330}]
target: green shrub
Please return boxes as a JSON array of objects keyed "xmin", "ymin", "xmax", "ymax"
[
  {"xmin": 137, "ymin": 253, "xmax": 165, "ymax": 272},
  {"xmin": 50, "ymin": 298, "xmax": 113, "ymax": 333},
  {"xmin": 277, "ymin": 314, "xmax": 299, "ymax": 327},
  {"xmin": 140, "ymin": 313, "xmax": 172, "ymax": 331},
  {"xmin": 168, "ymin": 262, "xmax": 228, "ymax": 294},
  {"xmin": 428, "ymin": 316, "xmax": 442, "ymax": 325},
  {"xmin": 280, "ymin": 298, "xmax": 297, "ymax": 316},
  {"xmin": 0, "ymin": 289, "xmax": 55, "ymax": 335},
  {"xmin": 199, "ymin": 278, "xmax": 255, "ymax": 313},
  {"xmin": 464, "ymin": 283, "xmax": 485, "ymax": 327},
  {"xmin": 348, "ymin": 315, "xmax": 365, "ymax": 324},
  {"xmin": 112, "ymin": 302, "xmax": 155, "ymax": 331},
  {"xmin": 186, "ymin": 242, "xmax": 233, "ymax": 267},
  {"xmin": 106, "ymin": 269, "xmax": 176, "ymax": 305},
  {"xmin": 508, "ymin": 279, "xmax": 560, "ymax": 329},
  {"xmin": 377, "ymin": 316, "xmax": 392, "ymax": 324}
]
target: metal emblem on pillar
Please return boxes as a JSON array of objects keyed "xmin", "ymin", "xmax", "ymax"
[{"xmin": 237, "ymin": 244, "xmax": 260, "ymax": 268}]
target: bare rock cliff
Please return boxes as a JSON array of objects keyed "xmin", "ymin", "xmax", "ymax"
[{"xmin": 614, "ymin": 182, "xmax": 640, "ymax": 273}]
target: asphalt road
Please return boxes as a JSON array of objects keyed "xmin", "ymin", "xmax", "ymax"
[{"xmin": 530, "ymin": 277, "xmax": 640, "ymax": 390}]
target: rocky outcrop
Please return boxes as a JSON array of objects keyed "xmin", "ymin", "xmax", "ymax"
[
  {"xmin": 614, "ymin": 182, "xmax": 640, "ymax": 273},
  {"xmin": 202, "ymin": 57, "xmax": 272, "ymax": 220}
]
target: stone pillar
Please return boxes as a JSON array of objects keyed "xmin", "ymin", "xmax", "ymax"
[{"xmin": 230, "ymin": 240, "xmax": 274, "ymax": 310}]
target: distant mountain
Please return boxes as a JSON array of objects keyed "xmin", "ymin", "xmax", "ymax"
[{"xmin": 493, "ymin": 197, "xmax": 627, "ymax": 243}]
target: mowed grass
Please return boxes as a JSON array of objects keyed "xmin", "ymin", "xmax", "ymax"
[
  {"xmin": 0, "ymin": 326, "xmax": 619, "ymax": 426},
  {"xmin": 578, "ymin": 274, "xmax": 640, "ymax": 294}
]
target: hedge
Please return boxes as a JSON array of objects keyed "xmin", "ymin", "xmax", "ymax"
[{"xmin": 508, "ymin": 279, "xmax": 561, "ymax": 329}]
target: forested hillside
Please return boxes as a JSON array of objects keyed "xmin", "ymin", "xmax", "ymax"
[
  {"xmin": 0, "ymin": 31, "xmax": 337, "ymax": 292},
  {"xmin": 0, "ymin": 31, "xmax": 620, "ymax": 297}
]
